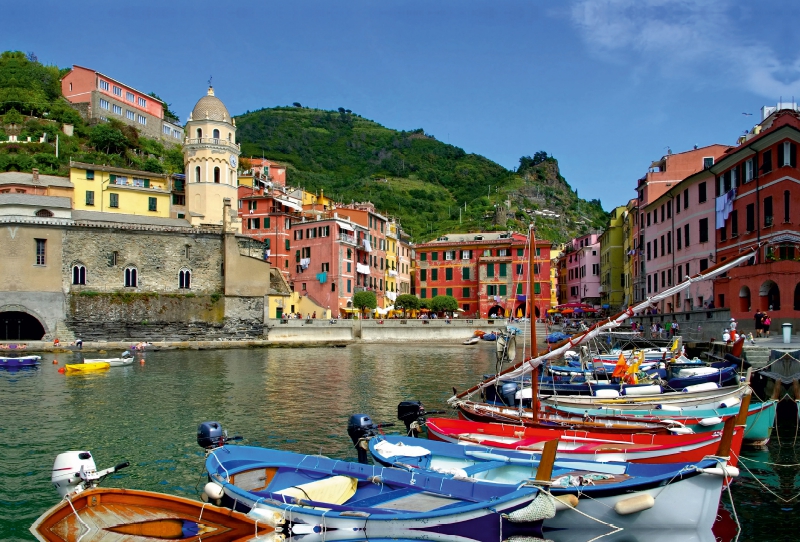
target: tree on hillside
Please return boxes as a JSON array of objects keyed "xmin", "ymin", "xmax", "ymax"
[
  {"xmin": 429, "ymin": 295, "xmax": 458, "ymax": 314},
  {"xmin": 395, "ymin": 294, "xmax": 420, "ymax": 317},
  {"xmin": 89, "ymin": 123, "xmax": 129, "ymax": 154},
  {"xmin": 148, "ymin": 92, "xmax": 180, "ymax": 122},
  {"xmin": 353, "ymin": 291, "xmax": 377, "ymax": 318},
  {"xmin": 518, "ymin": 151, "xmax": 550, "ymax": 172}
]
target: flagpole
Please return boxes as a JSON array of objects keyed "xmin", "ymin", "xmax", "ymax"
[{"xmin": 528, "ymin": 224, "xmax": 539, "ymax": 422}]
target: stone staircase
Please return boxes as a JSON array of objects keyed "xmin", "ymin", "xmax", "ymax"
[{"xmin": 52, "ymin": 320, "xmax": 75, "ymax": 342}]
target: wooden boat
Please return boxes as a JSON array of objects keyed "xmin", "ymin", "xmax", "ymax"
[
  {"xmin": 0, "ymin": 355, "xmax": 41, "ymax": 368},
  {"xmin": 369, "ymin": 417, "xmax": 739, "ymax": 531},
  {"xmin": 455, "ymin": 400, "xmax": 695, "ymax": 435},
  {"xmin": 544, "ymin": 397, "xmax": 777, "ymax": 445},
  {"xmin": 204, "ymin": 444, "xmax": 549, "ymax": 540},
  {"xmin": 30, "ymin": 487, "xmax": 271, "ymax": 541},
  {"xmin": 64, "ymin": 362, "xmax": 110, "ymax": 374},
  {"xmin": 425, "ymin": 414, "xmax": 745, "ymax": 465},
  {"xmin": 539, "ymin": 383, "xmax": 747, "ymax": 410}
]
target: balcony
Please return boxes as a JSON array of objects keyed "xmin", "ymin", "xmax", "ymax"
[
  {"xmin": 185, "ymin": 137, "xmax": 240, "ymax": 151},
  {"xmin": 339, "ymin": 233, "xmax": 357, "ymax": 245}
]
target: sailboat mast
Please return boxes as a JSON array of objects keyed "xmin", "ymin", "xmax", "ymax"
[{"xmin": 528, "ymin": 225, "xmax": 539, "ymax": 421}]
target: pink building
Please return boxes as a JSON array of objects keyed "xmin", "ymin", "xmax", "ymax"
[
  {"xmin": 561, "ymin": 233, "xmax": 601, "ymax": 305},
  {"xmin": 641, "ymin": 168, "xmax": 716, "ymax": 312},
  {"xmin": 245, "ymin": 158, "xmax": 287, "ymax": 187},
  {"xmin": 633, "ymin": 145, "xmax": 728, "ymax": 303},
  {"xmin": 61, "ymin": 65, "xmax": 182, "ymax": 143},
  {"xmin": 288, "ymin": 214, "xmax": 367, "ymax": 317}
]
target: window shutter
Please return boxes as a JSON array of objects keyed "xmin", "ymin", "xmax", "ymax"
[
  {"xmin": 778, "ymin": 142, "xmax": 785, "ymax": 167},
  {"xmin": 792, "ymin": 143, "xmax": 797, "ymax": 168}
]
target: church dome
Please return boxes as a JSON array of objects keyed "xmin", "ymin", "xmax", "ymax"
[{"xmin": 191, "ymin": 87, "xmax": 230, "ymax": 122}]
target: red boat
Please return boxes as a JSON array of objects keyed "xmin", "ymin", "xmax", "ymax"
[{"xmin": 426, "ymin": 416, "xmax": 744, "ymax": 465}]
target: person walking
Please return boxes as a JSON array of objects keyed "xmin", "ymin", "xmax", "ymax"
[
  {"xmin": 763, "ymin": 313, "xmax": 772, "ymax": 337},
  {"xmin": 754, "ymin": 310, "xmax": 764, "ymax": 338}
]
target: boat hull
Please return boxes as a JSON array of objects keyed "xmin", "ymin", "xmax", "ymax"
[
  {"xmin": 64, "ymin": 362, "xmax": 110, "ymax": 374},
  {"xmin": 0, "ymin": 355, "xmax": 41, "ymax": 368}
]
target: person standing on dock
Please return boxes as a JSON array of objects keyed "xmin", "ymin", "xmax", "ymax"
[{"xmin": 754, "ymin": 310, "xmax": 765, "ymax": 338}]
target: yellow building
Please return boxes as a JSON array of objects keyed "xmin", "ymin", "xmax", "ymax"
[
  {"xmin": 622, "ymin": 198, "xmax": 638, "ymax": 307},
  {"xmin": 70, "ymin": 161, "xmax": 170, "ymax": 218},
  {"xmin": 385, "ymin": 221, "xmax": 399, "ymax": 307},
  {"xmin": 599, "ymin": 205, "xmax": 627, "ymax": 310},
  {"xmin": 549, "ymin": 244, "xmax": 564, "ymax": 307},
  {"xmin": 300, "ymin": 188, "xmax": 334, "ymax": 210}
]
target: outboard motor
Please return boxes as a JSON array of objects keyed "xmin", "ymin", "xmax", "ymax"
[
  {"xmin": 397, "ymin": 401, "xmax": 426, "ymax": 437},
  {"xmin": 499, "ymin": 382, "xmax": 519, "ymax": 406},
  {"xmin": 51, "ymin": 451, "xmax": 129, "ymax": 498},
  {"xmin": 347, "ymin": 414, "xmax": 380, "ymax": 464},
  {"xmin": 197, "ymin": 421, "xmax": 242, "ymax": 450}
]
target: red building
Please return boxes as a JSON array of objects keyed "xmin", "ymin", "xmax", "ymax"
[
  {"xmin": 335, "ymin": 203, "xmax": 389, "ymax": 308},
  {"xmin": 414, "ymin": 232, "xmax": 552, "ymax": 318},
  {"xmin": 244, "ymin": 158, "xmax": 287, "ymax": 187},
  {"xmin": 237, "ymin": 186, "xmax": 304, "ymax": 280},
  {"xmin": 712, "ymin": 108, "xmax": 800, "ymax": 328}
]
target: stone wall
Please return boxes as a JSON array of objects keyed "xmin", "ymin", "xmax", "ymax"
[
  {"xmin": 66, "ymin": 293, "xmax": 265, "ymax": 341},
  {"xmin": 63, "ymin": 227, "xmax": 224, "ymax": 294},
  {"xmin": 631, "ymin": 308, "xmax": 732, "ymax": 341}
]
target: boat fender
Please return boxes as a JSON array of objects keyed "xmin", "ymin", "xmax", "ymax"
[
  {"xmin": 700, "ymin": 465, "xmax": 739, "ymax": 478},
  {"xmin": 681, "ymin": 382, "xmax": 719, "ymax": 393},
  {"xmin": 657, "ymin": 405, "xmax": 682, "ymax": 411},
  {"xmin": 698, "ymin": 416, "xmax": 723, "ymax": 427},
  {"xmin": 719, "ymin": 398, "xmax": 740, "ymax": 408},
  {"xmin": 554, "ymin": 494, "xmax": 579, "ymax": 511},
  {"xmin": 613, "ymin": 494, "xmax": 655, "ymax": 515},
  {"xmin": 668, "ymin": 426, "xmax": 694, "ymax": 435},
  {"xmin": 504, "ymin": 492, "xmax": 556, "ymax": 523},
  {"xmin": 203, "ymin": 482, "xmax": 224, "ymax": 501},
  {"xmin": 247, "ymin": 508, "xmax": 286, "ymax": 527},
  {"xmin": 593, "ymin": 389, "xmax": 621, "ymax": 398}
]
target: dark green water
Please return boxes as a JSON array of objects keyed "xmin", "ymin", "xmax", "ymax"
[{"xmin": 2, "ymin": 344, "xmax": 797, "ymax": 541}]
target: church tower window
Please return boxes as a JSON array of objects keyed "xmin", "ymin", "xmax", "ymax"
[
  {"xmin": 213, "ymin": 129, "xmax": 220, "ymax": 140},
  {"xmin": 196, "ymin": 128, "xmax": 202, "ymax": 138},
  {"xmin": 195, "ymin": 166, "xmax": 201, "ymax": 183},
  {"xmin": 214, "ymin": 167, "xmax": 220, "ymax": 183}
]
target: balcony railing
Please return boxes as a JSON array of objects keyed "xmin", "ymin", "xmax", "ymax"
[
  {"xmin": 185, "ymin": 137, "xmax": 240, "ymax": 150},
  {"xmin": 339, "ymin": 233, "xmax": 357, "ymax": 245}
]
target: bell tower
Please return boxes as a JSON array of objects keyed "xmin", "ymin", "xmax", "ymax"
[{"xmin": 184, "ymin": 87, "xmax": 240, "ymax": 231}]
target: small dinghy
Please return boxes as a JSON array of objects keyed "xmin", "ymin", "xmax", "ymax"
[
  {"xmin": 83, "ymin": 351, "xmax": 134, "ymax": 367},
  {"xmin": 31, "ymin": 451, "xmax": 269, "ymax": 541},
  {"xmin": 0, "ymin": 355, "xmax": 41, "ymax": 368},
  {"xmin": 200, "ymin": 422, "xmax": 550, "ymax": 541},
  {"xmin": 462, "ymin": 336, "xmax": 480, "ymax": 345}
]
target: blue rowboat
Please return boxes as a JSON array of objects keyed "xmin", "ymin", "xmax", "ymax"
[
  {"xmin": 0, "ymin": 355, "xmax": 41, "ymax": 368},
  {"xmin": 204, "ymin": 445, "xmax": 549, "ymax": 541},
  {"xmin": 369, "ymin": 435, "xmax": 733, "ymax": 532}
]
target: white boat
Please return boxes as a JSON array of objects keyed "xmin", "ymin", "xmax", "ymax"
[
  {"xmin": 540, "ymin": 384, "xmax": 747, "ymax": 410},
  {"xmin": 463, "ymin": 337, "xmax": 480, "ymax": 345},
  {"xmin": 83, "ymin": 351, "xmax": 134, "ymax": 367}
]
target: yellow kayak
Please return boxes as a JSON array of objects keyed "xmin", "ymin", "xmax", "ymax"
[{"xmin": 65, "ymin": 362, "xmax": 110, "ymax": 373}]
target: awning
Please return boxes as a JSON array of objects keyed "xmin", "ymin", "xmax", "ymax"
[
  {"xmin": 337, "ymin": 221, "xmax": 355, "ymax": 231},
  {"xmin": 275, "ymin": 198, "xmax": 303, "ymax": 211}
]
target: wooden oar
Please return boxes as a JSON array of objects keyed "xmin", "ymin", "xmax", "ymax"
[{"xmin": 535, "ymin": 439, "xmax": 559, "ymax": 482}]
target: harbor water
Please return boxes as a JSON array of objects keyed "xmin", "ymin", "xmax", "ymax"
[{"xmin": 3, "ymin": 344, "xmax": 798, "ymax": 541}]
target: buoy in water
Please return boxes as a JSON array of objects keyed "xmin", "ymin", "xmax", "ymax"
[
  {"xmin": 52, "ymin": 359, "xmax": 59, "ymax": 364},
  {"xmin": 139, "ymin": 359, "xmax": 145, "ymax": 364},
  {"xmin": 57, "ymin": 367, "xmax": 65, "ymax": 374}
]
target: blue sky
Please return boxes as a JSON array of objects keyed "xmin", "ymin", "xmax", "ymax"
[{"xmin": 6, "ymin": 0, "xmax": 800, "ymax": 209}]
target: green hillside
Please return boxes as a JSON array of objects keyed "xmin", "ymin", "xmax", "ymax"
[
  {"xmin": 0, "ymin": 51, "xmax": 183, "ymax": 175},
  {"xmin": 236, "ymin": 106, "xmax": 607, "ymax": 243}
]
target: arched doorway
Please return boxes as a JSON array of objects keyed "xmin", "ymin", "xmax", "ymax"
[
  {"xmin": 760, "ymin": 280, "xmax": 780, "ymax": 311},
  {"xmin": 794, "ymin": 283, "xmax": 800, "ymax": 311},
  {"xmin": 488, "ymin": 305, "xmax": 505, "ymax": 318},
  {"xmin": 534, "ymin": 306, "xmax": 541, "ymax": 318},
  {"xmin": 0, "ymin": 311, "xmax": 45, "ymax": 340},
  {"xmin": 739, "ymin": 285, "xmax": 751, "ymax": 313},
  {"xmin": 514, "ymin": 302, "xmax": 526, "ymax": 318}
]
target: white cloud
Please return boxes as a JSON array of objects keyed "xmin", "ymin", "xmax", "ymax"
[{"xmin": 569, "ymin": 0, "xmax": 800, "ymax": 99}]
